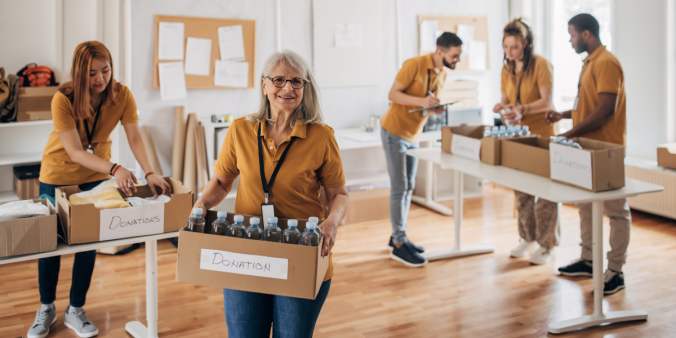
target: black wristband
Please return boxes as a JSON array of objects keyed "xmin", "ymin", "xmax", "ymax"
[{"xmin": 109, "ymin": 163, "xmax": 117, "ymax": 175}]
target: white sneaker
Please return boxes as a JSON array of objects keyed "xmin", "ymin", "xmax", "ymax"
[
  {"xmin": 64, "ymin": 306, "xmax": 99, "ymax": 337},
  {"xmin": 529, "ymin": 246, "xmax": 556, "ymax": 265},
  {"xmin": 510, "ymin": 240, "xmax": 537, "ymax": 258}
]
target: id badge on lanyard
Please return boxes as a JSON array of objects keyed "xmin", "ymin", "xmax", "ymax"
[
  {"xmin": 86, "ymin": 146, "xmax": 95, "ymax": 155},
  {"xmin": 257, "ymin": 123, "xmax": 296, "ymax": 221},
  {"xmin": 84, "ymin": 100, "xmax": 103, "ymax": 156}
]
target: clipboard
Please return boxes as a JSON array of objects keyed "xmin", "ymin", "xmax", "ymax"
[{"xmin": 408, "ymin": 101, "xmax": 458, "ymax": 114}]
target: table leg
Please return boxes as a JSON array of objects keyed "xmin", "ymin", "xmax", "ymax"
[
  {"xmin": 548, "ymin": 201, "xmax": 647, "ymax": 334},
  {"xmin": 423, "ymin": 171, "xmax": 495, "ymax": 261},
  {"xmin": 411, "ymin": 142, "xmax": 453, "ymax": 216},
  {"xmin": 125, "ymin": 239, "xmax": 160, "ymax": 338}
]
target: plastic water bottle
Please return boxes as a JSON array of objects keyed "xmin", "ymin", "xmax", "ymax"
[
  {"xmin": 245, "ymin": 217, "xmax": 263, "ymax": 240},
  {"xmin": 308, "ymin": 217, "xmax": 322, "ymax": 235},
  {"xmin": 566, "ymin": 140, "xmax": 583, "ymax": 149},
  {"xmin": 499, "ymin": 125, "xmax": 508, "ymax": 138},
  {"xmin": 263, "ymin": 217, "xmax": 282, "ymax": 242},
  {"xmin": 521, "ymin": 126, "xmax": 530, "ymax": 136},
  {"xmin": 283, "ymin": 219, "xmax": 301, "ymax": 244},
  {"xmin": 491, "ymin": 126, "xmax": 500, "ymax": 138},
  {"xmin": 300, "ymin": 221, "xmax": 321, "ymax": 247},
  {"xmin": 514, "ymin": 125, "xmax": 522, "ymax": 136},
  {"xmin": 186, "ymin": 208, "xmax": 205, "ymax": 233},
  {"xmin": 483, "ymin": 126, "xmax": 492, "ymax": 138},
  {"xmin": 211, "ymin": 211, "xmax": 230, "ymax": 236},
  {"xmin": 507, "ymin": 126, "xmax": 516, "ymax": 138},
  {"xmin": 229, "ymin": 215, "xmax": 246, "ymax": 238}
]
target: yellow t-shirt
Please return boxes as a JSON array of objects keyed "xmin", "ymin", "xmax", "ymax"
[
  {"xmin": 573, "ymin": 46, "xmax": 626, "ymax": 146},
  {"xmin": 214, "ymin": 117, "xmax": 346, "ymax": 281},
  {"xmin": 501, "ymin": 55, "xmax": 555, "ymax": 138},
  {"xmin": 39, "ymin": 83, "xmax": 139, "ymax": 185},
  {"xmin": 380, "ymin": 53, "xmax": 446, "ymax": 142}
]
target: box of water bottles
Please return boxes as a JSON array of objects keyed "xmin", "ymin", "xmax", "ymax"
[
  {"xmin": 548, "ymin": 137, "xmax": 625, "ymax": 192},
  {"xmin": 175, "ymin": 210, "xmax": 330, "ymax": 300},
  {"xmin": 501, "ymin": 137, "xmax": 552, "ymax": 178},
  {"xmin": 441, "ymin": 124, "xmax": 535, "ymax": 165}
]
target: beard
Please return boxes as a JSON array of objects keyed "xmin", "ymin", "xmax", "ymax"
[
  {"xmin": 575, "ymin": 39, "xmax": 588, "ymax": 54},
  {"xmin": 443, "ymin": 58, "xmax": 456, "ymax": 70}
]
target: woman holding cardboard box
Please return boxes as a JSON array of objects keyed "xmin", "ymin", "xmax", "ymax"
[
  {"xmin": 492, "ymin": 19, "xmax": 560, "ymax": 265},
  {"xmin": 193, "ymin": 50, "xmax": 349, "ymax": 338},
  {"xmin": 28, "ymin": 41, "xmax": 171, "ymax": 338}
]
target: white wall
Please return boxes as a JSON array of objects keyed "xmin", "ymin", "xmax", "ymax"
[{"xmin": 130, "ymin": 0, "xmax": 508, "ymax": 174}]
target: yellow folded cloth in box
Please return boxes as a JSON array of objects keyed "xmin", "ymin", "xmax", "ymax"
[{"xmin": 69, "ymin": 186, "xmax": 131, "ymax": 210}]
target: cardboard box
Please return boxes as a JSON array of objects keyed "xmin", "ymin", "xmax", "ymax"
[
  {"xmin": 55, "ymin": 177, "xmax": 194, "ymax": 244},
  {"xmin": 176, "ymin": 212, "xmax": 329, "ymax": 300},
  {"xmin": 0, "ymin": 199, "xmax": 57, "ymax": 258},
  {"xmin": 13, "ymin": 164, "xmax": 41, "ymax": 200},
  {"xmin": 501, "ymin": 137, "xmax": 552, "ymax": 178},
  {"xmin": 657, "ymin": 143, "xmax": 676, "ymax": 169},
  {"xmin": 343, "ymin": 188, "xmax": 390, "ymax": 224},
  {"xmin": 441, "ymin": 124, "xmax": 518, "ymax": 165},
  {"xmin": 17, "ymin": 86, "xmax": 58, "ymax": 121},
  {"xmin": 549, "ymin": 138, "xmax": 625, "ymax": 192}
]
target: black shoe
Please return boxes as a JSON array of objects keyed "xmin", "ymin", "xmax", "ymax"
[
  {"xmin": 603, "ymin": 269, "xmax": 625, "ymax": 295},
  {"xmin": 388, "ymin": 237, "xmax": 425, "ymax": 253},
  {"xmin": 558, "ymin": 258, "xmax": 593, "ymax": 277},
  {"xmin": 390, "ymin": 242, "xmax": 427, "ymax": 267}
]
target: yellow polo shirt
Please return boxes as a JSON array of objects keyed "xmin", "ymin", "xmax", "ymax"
[
  {"xmin": 214, "ymin": 117, "xmax": 346, "ymax": 281},
  {"xmin": 39, "ymin": 83, "xmax": 139, "ymax": 185},
  {"xmin": 501, "ymin": 55, "xmax": 555, "ymax": 138},
  {"xmin": 381, "ymin": 53, "xmax": 446, "ymax": 142},
  {"xmin": 573, "ymin": 46, "xmax": 626, "ymax": 146}
]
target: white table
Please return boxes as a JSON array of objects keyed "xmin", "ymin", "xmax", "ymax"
[
  {"xmin": 0, "ymin": 232, "xmax": 179, "ymax": 338},
  {"xmin": 406, "ymin": 148, "xmax": 663, "ymax": 334}
]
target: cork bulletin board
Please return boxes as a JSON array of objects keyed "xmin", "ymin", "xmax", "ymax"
[
  {"xmin": 418, "ymin": 15, "xmax": 489, "ymax": 72},
  {"xmin": 153, "ymin": 14, "xmax": 256, "ymax": 89}
]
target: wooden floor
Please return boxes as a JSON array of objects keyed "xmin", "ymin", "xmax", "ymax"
[{"xmin": 2, "ymin": 185, "xmax": 676, "ymax": 338}]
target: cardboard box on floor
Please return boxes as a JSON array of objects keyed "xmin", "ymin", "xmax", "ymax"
[
  {"xmin": 501, "ymin": 137, "xmax": 552, "ymax": 178},
  {"xmin": 549, "ymin": 137, "xmax": 625, "ymax": 192},
  {"xmin": 55, "ymin": 177, "xmax": 194, "ymax": 245},
  {"xmin": 657, "ymin": 143, "xmax": 676, "ymax": 169},
  {"xmin": 441, "ymin": 124, "xmax": 536, "ymax": 165},
  {"xmin": 17, "ymin": 87, "xmax": 59, "ymax": 121},
  {"xmin": 176, "ymin": 212, "xmax": 329, "ymax": 300},
  {"xmin": 0, "ymin": 199, "xmax": 57, "ymax": 258}
]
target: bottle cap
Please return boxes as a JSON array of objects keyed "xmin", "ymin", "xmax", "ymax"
[
  {"xmin": 192, "ymin": 208, "xmax": 203, "ymax": 216},
  {"xmin": 268, "ymin": 217, "xmax": 278, "ymax": 225},
  {"xmin": 234, "ymin": 215, "xmax": 244, "ymax": 222},
  {"xmin": 288, "ymin": 219, "xmax": 298, "ymax": 227},
  {"xmin": 523, "ymin": 126, "xmax": 529, "ymax": 131},
  {"xmin": 306, "ymin": 221, "xmax": 317, "ymax": 230},
  {"xmin": 217, "ymin": 211, "xmax": 227, "ymax": 218},
  {"xmin": 308, "ymin": 217, "xmax": 319, "ymax": 224},
  {"xmin": 250, "ymin": 217, "xmax": 260, "ymax": 226}
]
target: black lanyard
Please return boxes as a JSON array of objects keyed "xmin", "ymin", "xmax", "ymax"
[
  {"xmin": 83, "ymin": 99, "xmax": 103, "ymax": 150},
  {"xmin": 427, "ymin": 69, "xmax": 431, "ymax": 94},
  {"xmin": 258, "ymin": 123, "xmax": 296, "ymax": 203}
]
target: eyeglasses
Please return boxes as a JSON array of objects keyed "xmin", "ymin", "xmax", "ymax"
[{"xmin": 264, "ymin": 76, "xmax": 307, "ymax": 89}]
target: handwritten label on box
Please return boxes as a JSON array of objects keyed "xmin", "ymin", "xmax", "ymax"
[
  {"xmin": 550, "ymin": 143, "xmax": 593, "ymax": 190},
  {"xmin": 99, "ymin": 204, "xmax": 165, "ymax": 241},
  {"xmin": 451, "ymin": 134, "xmax": 482, "ymax": 161},
  {"xmin": 200, "ymin": 249, "xmax": 289, "ymax": 280}
]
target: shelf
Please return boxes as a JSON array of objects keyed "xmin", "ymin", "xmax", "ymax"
[
  {"xmin": 0, "ymin": 120, "xmax": 53, "ymax": 128},
  {"xmin": 0, "ymin": 152, "xmax": 42, "ymax": 166},
  {"xmin": 345, "ymin": 168, "xmax": 389, "ymax": 187},
  {"xmin": 200, "ymin": 119, "xmax": 232, "ymax": 128},
  {"xmin": 0, "ymin": 191, "xmax": 19, "ymax": 203}
]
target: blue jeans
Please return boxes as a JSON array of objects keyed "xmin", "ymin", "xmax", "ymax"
[
  {"xmin": 222, "ymin": 279, "xmax": 331, "ymax": 338},
  {"xmin": 381, "ymin": 128, "xmax": 419, "ymax": 245},
  {"xmin": 37, "ymin": 180, "xmax": 103, "ymax": 307}
]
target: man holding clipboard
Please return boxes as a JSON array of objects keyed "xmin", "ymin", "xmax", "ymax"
[{"xmin": 380, "ymin": 32, "xmax": 462, "ymax": 267}]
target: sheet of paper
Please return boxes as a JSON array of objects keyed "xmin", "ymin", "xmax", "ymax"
[
  {"xmin": 420, "ymin": 20, "xmax": 439, "ymax": 53},
  {"xmin": 456, "ymin": 24, "xmax": 475, "ymax": 58},
  {"xmin": 214, "ymin": 60, "xmax": 249, "ymax": 88},
  {"xmin": 450, "ymin": 134, "xmax": 482, "ymax": 161},
  {"xmin": 335, "ymin": 23, "xmax": 364, "ymax": 48},
  {"xmin": 200, "ymin": 248, "xmax": 289, "ymax": 280},
  {"xmin": 184, "ymin": 37, "xmax": 212, "ymax": 76},
  {"xmin": 218, "ymin": 25, "xmax": 246, "ymax": 61},
  {"xmin": 550, "ymin": 143, "xmax": 593, "ymax": 190},
  {"xmin": 468, "ymin": 40, "xmax": 487, "ymax": 71},
  {"xmin": 99, "ymin": 204, "xmax": 165, "ymax": 241},
  {"xmin": 158, "ymin": 22, "xmax": 184, "ymax": 60},
  {"xmin": 158, "ymin": 62, "xmax": 188, "ymax": 101}
]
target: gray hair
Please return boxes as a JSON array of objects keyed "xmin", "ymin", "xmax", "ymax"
[{"xmin": 246, "ymin": 50, "xmax": 324, "ymax": 128}]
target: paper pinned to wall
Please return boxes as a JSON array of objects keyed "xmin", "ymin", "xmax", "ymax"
[
  {"xmin": 158, "ymin": 22, "xmax": 184, "ymax": 60},
  {"xmin": 468, "ymin": 40, "xmax": 487, "ymax": 71},
  {"xmin": 455, "ymin": 24, "xmax": 475, "ymax": 58},
  {"xmin": 158, "ymin": 62, "xmax": 188, "ymax": 101},
  {"xmin": 218, "ymin": 25, "xmax": 246, "ymax": 61},
  {"xmin": 214, "ymin": 60, "xmax": 249, "ymax": 88},
  {"xmin": 420, "ymin": 20, "xmax": 439, "ymax": 53},
  {"xmin": 335, "ymin": 23, "xmax": 364, "ymax": 48},
  {"xmin": 184, "ymin": 37, "xmax": 212, "ymax": 76}
]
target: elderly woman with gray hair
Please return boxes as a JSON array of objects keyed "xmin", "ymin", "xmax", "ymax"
[{"xmin": 193, "ymin": 50, "xmax": 349, "ymax": 337}]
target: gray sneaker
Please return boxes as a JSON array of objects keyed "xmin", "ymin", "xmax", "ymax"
[
  {"xmin": 27, "ymin": 305, "xmax": 57, "ymax": 338},
  {"xmin": 64, "ymin": 306, "xmax": 99, "ymax": 337}
]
